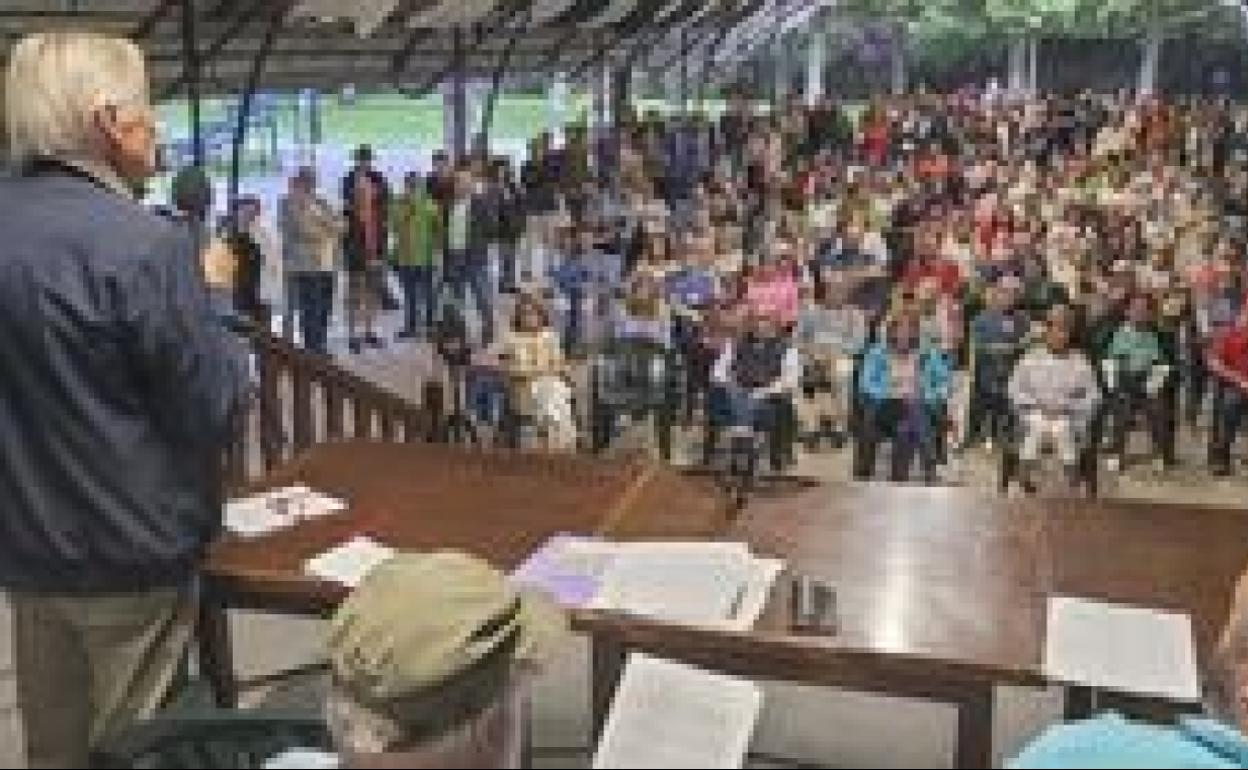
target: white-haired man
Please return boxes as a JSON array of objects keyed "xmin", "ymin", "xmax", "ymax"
[{"xmin": 0, "ymin": 32, "xmax": 249, "ymax": 767}]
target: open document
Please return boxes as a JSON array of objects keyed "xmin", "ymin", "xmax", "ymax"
[
  {"xmin": 511, "ymin": 537, "xmax": 782, "ymax": 630},
  {"xmin": 1044, "ymin": 596, "xmax": 1200, "ymax": 702},
  {"xmin": 593, "ymin": 653, "xmax": 763, "ymax": 769}
]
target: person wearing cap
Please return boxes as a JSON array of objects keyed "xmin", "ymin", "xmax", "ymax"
[
  {"xmin": 311, "ymin": 551, "xmax": 562, "ymax": 768},
  {"xmin": 342, "ymin": 144, "xmax": 391, "ymax": 353}
]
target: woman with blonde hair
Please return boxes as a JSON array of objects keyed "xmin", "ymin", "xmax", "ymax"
[{"xmin": 499, "ymin": 293, "xmax": 575, "ymax": 450}]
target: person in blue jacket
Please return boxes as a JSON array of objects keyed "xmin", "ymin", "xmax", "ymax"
[
  {"xmin": 1010, "ymin": 566, "xmax": 1248, "ymax": 768},
  {"xmin": 854, "ymin": 311, "xmax": 951, "ymax": 482}
]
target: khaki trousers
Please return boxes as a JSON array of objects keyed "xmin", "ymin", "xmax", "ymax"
[{"xmin": 1, "ymin": 585, "xmax": 195, "ymax": 768}]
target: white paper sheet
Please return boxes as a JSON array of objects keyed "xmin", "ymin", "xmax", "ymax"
[
  {"xmin": 304, "ymin": 536, "xmax": 396, "ymax": 588},
  {"xmin": 1044, "ymin": 596, "xmax": 1200, "ymax": 702},
  {"xmin": 225, "ymin": 485, "xmax": 347, "ymax": 538},
  {"xmin": 593, "ymin": 654, "xmax": 762, "ymax": 770},
  {"xmin": 590, "ymin": 544, "xmax": 756, "ymax": 626}
]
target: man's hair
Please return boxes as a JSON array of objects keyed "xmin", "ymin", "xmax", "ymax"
[{"xmin": 6, "ymin": 32, "xmax": 148, "ymax": 166}]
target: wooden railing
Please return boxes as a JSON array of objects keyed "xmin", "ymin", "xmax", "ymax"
[{"xmin": 225, "ymin": 329, "xmax": 443, "ymax": 488}]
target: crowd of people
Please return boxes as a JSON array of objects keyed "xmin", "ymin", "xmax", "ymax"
[
  {"xmin": 10, "ymin": 26, "xmax": 1248, "ymax": 770},
  {"xmin": 232, "ymin": 88, "xmax": 1248, "ymax": 483}
]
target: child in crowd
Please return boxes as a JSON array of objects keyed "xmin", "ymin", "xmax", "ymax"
[{"xmin": 499, "ymin": 294, "xmax": 575, "ymax": 451}]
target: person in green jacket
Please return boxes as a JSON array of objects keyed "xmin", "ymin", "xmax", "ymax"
[
  {"xmin": 391, "ymin": 171, "xmax": 442, "ymax": 339},
  {"xmin": 1104, "ymin": 293, "xmax": 1174, "ymax": 469}
]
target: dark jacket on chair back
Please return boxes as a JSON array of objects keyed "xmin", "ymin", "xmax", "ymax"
[
  {"xmin": 0, "ymin": 160, "xmax": 251, "ymax": 593},
  {"xmin": 732, "ymin": 336, "xmax": 787, "ymax": 391}
]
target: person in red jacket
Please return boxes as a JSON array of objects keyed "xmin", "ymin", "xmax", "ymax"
[{"xmin": 1208, "ymin": 304, "xmax": 1248, "ymax": 475}]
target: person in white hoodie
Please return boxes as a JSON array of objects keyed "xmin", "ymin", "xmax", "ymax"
[{"xmin": 1008, "ymin": 307, "xmax": 1102, "ymax": 488}]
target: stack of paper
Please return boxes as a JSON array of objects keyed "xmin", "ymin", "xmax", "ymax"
[
  {"xmin": 304, "ymin": 536, "xmax": 396, "ymax": 588},
  {"xmin": 225, "ymin": 485, "xmax": 347, "ymax": 538},
  {"xmin": 593, "ymin": 653, "xmax": 763, "ymax": 769},
  {"xmin": 511, "ymin": 537, "xmax": 783, "ymax": 631},
  {"xmin": 1044, "ymin": 596, "xmax": 1200, "ymax": 702}
]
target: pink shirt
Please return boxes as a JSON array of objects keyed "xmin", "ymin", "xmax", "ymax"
[{"xmin": 745, "ymin": 275, "xmax": 799, "ymax": 328}]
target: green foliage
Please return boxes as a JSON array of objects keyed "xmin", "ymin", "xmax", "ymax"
[{"xmin": 834, "ymin": 0, "xmax": 1241, "ymax": 37}]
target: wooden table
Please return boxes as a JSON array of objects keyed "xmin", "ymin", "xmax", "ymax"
[
  {"xmin": 199, "ymin": 440, "xmax": 729, "ymax": 704},
  {"xmin": 203, "ymin": 446, "xmax": 1248, "ymax": 768},
  {"xmin": 578, "ymin": 483, "xmax": 1248, "ymax": 767}
]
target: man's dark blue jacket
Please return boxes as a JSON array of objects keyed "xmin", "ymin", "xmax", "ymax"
[{"xmin": 0, "ymin": 161, "xmax": 250, "ymax": 593}]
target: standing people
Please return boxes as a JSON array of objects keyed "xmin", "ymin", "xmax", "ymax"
[
  {"xmin": 443, "ymin": 166, "xmax": 498, "ymax": 346},
  {"xmin": 342, "ymin": 144, "xmax": 390, "ymax": 353},
  {"xmin": 0, "ymin": 32, "xmax": 250, "ymax": 767},
  {"xmin": 390, "ymin": 171, "xmax": 441, "ymax": 340},
  {"xmin": 280, "ymin": 166, "xmax": 344, "ymax": 355},
  {"xmin": 224, "ymin": 195, "xmax": 266, "ymax": 324},
  {"xmin": 493, "ymin": 158, "xmax": 524, "ymax": 293}
]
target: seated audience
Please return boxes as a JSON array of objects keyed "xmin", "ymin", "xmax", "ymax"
[
  {"xmin": 796, "ymin": 280, "xmax": 868, "ymax": 445},
  {"xmin": 1103, "ymin": 294, "xmax": 1174, "ymax": 469},
  {"xmin": 499, "ymin": 295, "xmax": 575, "ymax": 451},
  {"xmin": 712, "ymin": 310, "xmax": 802, "ymax": 466},
  {"xmin": 1208, "ymin": 306, "xmax": 1248, "ymax": 476},
  {"xmin": 1008, "ymin": 310, "xmax": 1102, "ymax": 488},
  {"xmin": 855, "ymin": 312, "xmax": 952, "ymax": 482},
  {"xmin": 967, "ymin": 280, "xmax": 1029, "ymax": 448},
  {"xmin": 613, "ymin": 274, "xmax": 672, "ymax": 349}
]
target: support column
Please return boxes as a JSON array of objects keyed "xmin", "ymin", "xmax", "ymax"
[
  {"xmin": 594, "ymin": 61, "xmax": 611, "ymax": 130},
  {"xmin": 611, "ymin": 66, "xmax": 632, "ymax": 127},
  {"xmin": 679, "ymin": 28, "xmax": 690, "ymax": 116},
  {"xmin": 180, "ymin": 0, "xmax": 203, "ymax": 167},
  {"xmin": 890, "ymin": 24, "xmax": 908, "ymax": 96},
  {"xmin": 548, "ymin": 70, "xmax": 569, "ymax": 144},
  {"xmin": 229, "ymin": 2, "xmax": 286, "ymax": 216},
  {"xmin": 1138, "ymin": 26, "xmax": 1162, "ymax": 97},
  {"xmin": 806, "ymin": 22, "xmax": 827, "ymax": 106},
  {"xmin": 1007, "ymin": 35, "xmax": 1027, "ymax": 95},
  {"xmin": 1028, "ymin": 36, "xmax": 1039, "ymax": 96},
  {"xmin": 444, "ymin": 26, "xmax": 468, "ymax": 162},
  {"xmin": 772, "ymin": 35, "xmax": 787, "ymax": 105}
]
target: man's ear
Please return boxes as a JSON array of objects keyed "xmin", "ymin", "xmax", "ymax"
[{"xmin": 90, "ymin": 103, "xmax": 121, "ymax": 150}]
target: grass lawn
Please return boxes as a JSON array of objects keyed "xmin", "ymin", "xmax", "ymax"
[{"xmin": 158, "ymin": 91, "xmax": 599, "ymax": 151}]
